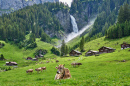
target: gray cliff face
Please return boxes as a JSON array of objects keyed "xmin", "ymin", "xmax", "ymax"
[
  {"xmin": 0, "ymin": 0, "xmax": 59, "ymax": 15},
  {"xmin": 73, "ymin": 7, "xmax": 89, "ymax": 30},
  {"xmin": 55, "ymin": 11, "xmax": 72, "ymax": 33}
]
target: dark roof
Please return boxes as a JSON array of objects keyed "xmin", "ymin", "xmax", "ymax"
[
  {"xmin": 27, "ymin": 57, "xmax": 32, "ymax": 59},
  {"xmin": 86, "ymin": 50, "xmax": 99, "ymax": 54},
  {"xmin": 99, "ymin": 46, "xmax": 115, "ymax": 50},
  {"xmin": 121, "ymin": 42, "xmax": 130, "ymax": 45}
]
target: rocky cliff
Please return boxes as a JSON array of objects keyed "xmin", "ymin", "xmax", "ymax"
[
  {"xmin": 72, "ymin": 6, "xmax": 90, "ymax": 30},
  {"xmin": 0, "ymin": 0, "xmax": 59, "ymax": 15},
  {"xmin": 55, "ymin": 11, "xmax": 72, "ymax": 33}
]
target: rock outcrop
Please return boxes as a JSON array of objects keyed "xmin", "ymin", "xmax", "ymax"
[
  {"xmin": 72, "ymin": 7, "xmax": 89, "ymax": 30},
  {"xmin": 0, "ymin": 0, "xmax": 59, "ymax": 15},
  {"xmin": 55, "ymin": 11, "xmax": 72, "ymax": 33}
]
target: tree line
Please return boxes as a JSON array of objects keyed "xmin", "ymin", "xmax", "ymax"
[
  {"xmin": 0, "ymin": 2, "xmax": 69, "ymax": 45},
  {"xmin": 88, "ymin": 0, "xmax": 130, "ymax": 38},
  {"xmin": 106, "ymin": 3, "xmax": 130, "ymax": 39}
]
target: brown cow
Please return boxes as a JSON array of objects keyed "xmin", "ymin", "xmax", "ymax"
[
  {"xmin": 41, "ymin": 67, "xmax": 46, "ymax": 71},
  {"xmin": 55, "ymin": 64, "xmax": 71, "ymax": 80},
  {"xmin": 71, "ymin": 63, "xmax": 82, "ymax": 67},
  {"xmin": 26, "ymin": 69, "xmax": 33, "ymax": 74},
  {"xmin": 56, "ymin": 60, "xmax": 59, "ymax": 63},
  {"xmin": 35, "ymin": 68, "xmax": 43, "ymax": 73},
  {"xmin": 46, "ymin": 61, "xmax": 49, "ymax": 63}
]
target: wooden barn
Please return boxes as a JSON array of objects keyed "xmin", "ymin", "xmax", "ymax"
[
  {"xmin": 99, "ymin": 46, "xmax": 115, "ymax": 53},
  {"xmin": 6, "ymin": 62, "xmax": 17, "ymax": 66},
  {"xmin": 85, "ymin": 50, "xmax": 99, "ymax": 56},
  {"xmin": 69, "ymin": 50, "xmax": 82, "ymax": 56},
  {"xmin": 121, "ymin": 42, "xmax": 130, "ymax": 49}
]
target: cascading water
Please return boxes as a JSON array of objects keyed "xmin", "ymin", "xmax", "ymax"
[
  {"xmin": 64, "ymin": 15, "xmax": 97, "ymax": 43},
  {"xmin": 70, "ymin": 15, "xmax": 78, "ymax": 33}
]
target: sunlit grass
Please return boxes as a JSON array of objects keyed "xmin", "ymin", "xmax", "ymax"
[{"xmin": 0, "ymin": 36, "xmax": 130, "ymax": 86}]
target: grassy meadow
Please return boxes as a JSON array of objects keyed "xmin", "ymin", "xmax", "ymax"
[{"xmin": 0, "ymin": 36, "xmax": 130, "ymax": 86}]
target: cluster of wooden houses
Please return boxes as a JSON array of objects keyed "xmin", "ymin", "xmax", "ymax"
[
  {"xmin": 26, "ymin": 54, "xmax": 44, "ymax": 61},
  {"xmin": 5, "ymin": 43, "xmax": 130, "ymax": 66},
  {"xmin": 69, "ymin": 42, "xmax": 130, "ymax": 57},
  {"xmin": 85, "ymin": 46, "xmax": 115, "ymax": 56},
  {"xmin": 69, "ymin": 46, "xmax": 116, "ymax": 56}
]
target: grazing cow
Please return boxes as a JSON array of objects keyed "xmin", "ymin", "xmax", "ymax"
[
  {"xmin": 55, "ymin": 64, "xmax": 71, "ymax": 80},
  {"xmin": 26, "ymin": 69, "xmax": 33, "ymax": 74},
  {"xmin": 41, "ymin": 67, "xmax": 46, "ymax": 71},
  {"xmin": 46, "ymin": 61, "xmax": 49, "ymax": 63},
  {"xmin": 35, "ymin": 68, "xmax": 43, "ymax": 73},
  {"xmin": 68, "ymin": 59, "xmax": 71, "ymax": 61},
  {"xmin": 71, "ymin": 63, "xmax": 82, "ymax": 67},
  {"xmin": 56, "ymin": 60, "xmax": 59, "ymax": 63}
]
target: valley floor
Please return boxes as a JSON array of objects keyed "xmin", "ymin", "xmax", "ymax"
[{"xmin": 0, "ymin": 36, "xmax": 130, "ymax": 86}]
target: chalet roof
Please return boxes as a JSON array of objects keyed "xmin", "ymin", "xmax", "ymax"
[
  {"xmin": 99, "ymin": 46, "xmax": 115, "ymax": 50},
  {"xmin": 86, "ymin": 50, "xmax": 99, "ymax": 54},
  {"xmin": 89, "ymin": 50, "xmax": 99, "ymax": 53},
  {"xmin": 73, "ymin": 50, "xmax": 81, "ymax": 54},
  {"xmin": 27, "ymin": 57, "xmax": 32, "ymax": 59},
  {"xmin": 121, "ymin": 42, "xmax": 130, "ymax": 45},
  {"xmin": 6, "ymin": 62, "xmax": 17, "ymax": 64},
  {"xmin": 32, "ymin": 58, "xmax": 37, "ymax": 60}
]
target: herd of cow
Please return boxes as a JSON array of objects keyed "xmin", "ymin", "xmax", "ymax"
[
  {"xmin": 26, "ymin": 67, "xmax": 46, "ymax": 74},
  {"xmin": 26, "ymin": 59, "xmax": 82, "ymax": 80}
]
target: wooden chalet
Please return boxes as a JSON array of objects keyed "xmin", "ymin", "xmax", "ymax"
[
  {"xmin": 26, "ymin": 57, "xmax": 32, "ymax": 60},
  {"xmin": 6, "ymin": 62, "xmax": 17, "ymax": 66},
  {"xmin": 69, "ymin": 50, "xmax": 82, "ymax": 56},
  {"xmin": 85, "ymin": 50, "xmax": 99, "ymax": 56},
  {"xmin": 98, "ymin": 46, "xmax": 115, "ymax": 53},
  {"xmin": 121, "ymin": 42, "xmax": 130, "ymax": 49}
]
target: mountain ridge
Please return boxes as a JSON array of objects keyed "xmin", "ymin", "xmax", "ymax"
[{"xmin": 0, "ymin": 0, "xmax": 59, "ymax": 15}]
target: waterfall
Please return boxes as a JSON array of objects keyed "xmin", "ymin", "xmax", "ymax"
[
  {"xmin": 70, "ymin": 15, "xmax": 78, "ymax": 33},
  {"xmin": 64, "ymin": 15, "xmax": 97, "ymax": 43}
]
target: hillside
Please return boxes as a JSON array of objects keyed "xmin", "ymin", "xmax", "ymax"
[
  {"xmin": 0, "ymin": 0, "xmax": 59, "ymax": 16},
  {"xmin": 0, "ymin": 38, "xmax": 56, "ymax": 67},
  {"xmin": 0, "ymin": 36, "xmax": 130, "ymax": 86}
]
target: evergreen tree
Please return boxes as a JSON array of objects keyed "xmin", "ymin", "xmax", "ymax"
[
  {"xmin": 41, "ymin": 32, "xmax": 47, "ymax": 42},
  {"xmin": 118, "ymin": 6, "xmax": 124, "ymax": 24},
  {"xmin": 0, "ymin": 54, "xmax": 4, "ymax": 60},
  {"xmin": 65, "ymin": 45, "xmax": 68, "ymax": 55},
  {"xmin": 124, "ymin": 20, "xmax": 129, "ymax": 36},
  {"xmin": 118, "ymin": 26, "xmax": 122, "ymax": 38},
  {"xmin": 80, "ymin": 36, "xmax": 85, "ymax": 52},
  {"xmin": 61, "ymin": 40, "xmax": 66, "ymax": 56},
  {"xmin": 123, "ymin": 3, "xmax": 130, "ymax": 22}
]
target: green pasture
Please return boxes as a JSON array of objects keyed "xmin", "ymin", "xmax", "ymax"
[{"xmin": 0, "ymin": 36, "xmax": 130, "ymax": 86}]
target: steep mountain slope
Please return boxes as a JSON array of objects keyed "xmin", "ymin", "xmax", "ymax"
[{"xmin": 0, "ymin": 0, "xmax": 59, "ymax": 15}]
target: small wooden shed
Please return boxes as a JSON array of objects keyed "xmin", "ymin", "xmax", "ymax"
[
  {"xmin": 121, "ymin": 42, "xmax": 130, "ymax": 49},
  {"xmin": 69, "ymin": 50, "xmax": 82, "ymax": 56},
  {"xmin": 6, "ymin": 62, "xmax": 17, "ymax": 66}
]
